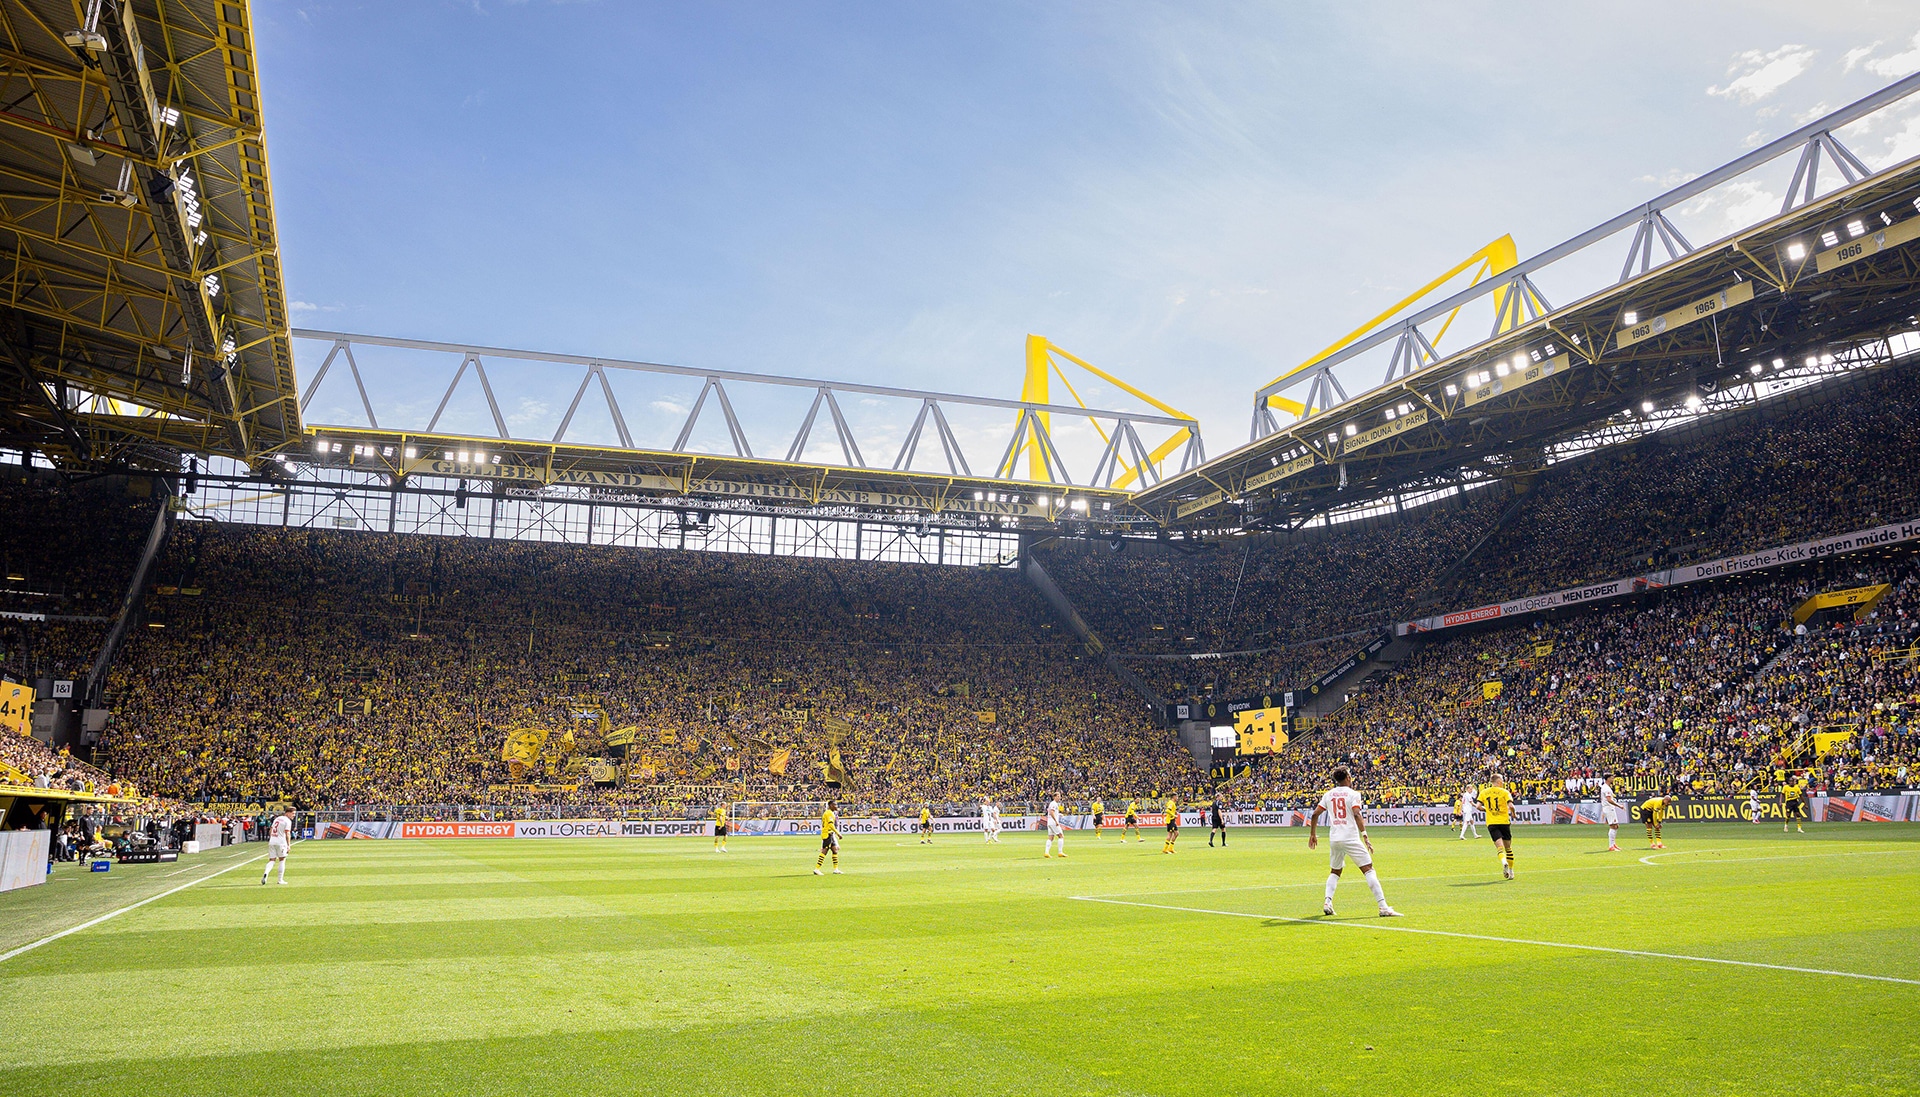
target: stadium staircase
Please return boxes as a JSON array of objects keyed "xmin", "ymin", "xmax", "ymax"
[
  {"xmin": 1287, "ymin": 634, "xmax": 1418, "ymax": 734},
  {"xmin": 1017, "ymin": 547, "xmax": 1168, "ymax": 716},
  {"xmin": 82, "ymin": 483, "xmax": 175, "ymax": 710}
]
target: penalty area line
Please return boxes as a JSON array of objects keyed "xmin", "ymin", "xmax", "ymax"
[
  {"xmin": 1068, "ymin": 896, "xmax": 1920, "ymax": 987},
  {"xmin": 0, "ymin": 848, "xmax": 275, "ymax": 966}
]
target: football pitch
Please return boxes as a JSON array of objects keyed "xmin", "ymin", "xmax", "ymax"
[{"xmin": 2, "ymin": 823, "xmax": 1917, "ymax": 1096}]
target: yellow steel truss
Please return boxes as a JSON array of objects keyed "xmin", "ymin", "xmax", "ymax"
[
  {"xmin": 1257, "ymin": 235, "xmax": 1536, "ymax": 418},
  {"xmin": 1009, "ymin": 335, "xmax": 1196, "ymax": 489}
]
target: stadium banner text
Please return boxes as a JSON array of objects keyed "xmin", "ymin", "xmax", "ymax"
[
  {"xmin": 1403, "ymin": 516, "xmax": 1920, "ymax": 634},
  {"xmin": 312, "ymin": 796, "xmax": 1916, "ymax": 840},
  {"xmin": 401, "ymin": 458, "xmax": 1062, "ymax": 519}
]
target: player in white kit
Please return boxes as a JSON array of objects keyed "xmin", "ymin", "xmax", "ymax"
[
  {"xmin": 261, "ymin": 808, "xmax": 293, "ymax": 884},
  {"xmin": 1747, "ymin": 788, "xmax": 1762, "ymax": 824},
  {"xmin": 1043, "ymin": 795, "xmax": 1068, "ymax": 858},
  {"xmin": 1458, "ymin": 785, "xmax": 1479, "ymax": 840},
  {"xmin": 981, "ymin": 799, "xmax": 1000, "ymax": 842},
  {"xmin": 1308, "ymin": 768, "xmax": 1399, "ymax": 917},
  {"xmin": 1600, "ymin": 780, "xmax": 1624, "ymax": 851}
]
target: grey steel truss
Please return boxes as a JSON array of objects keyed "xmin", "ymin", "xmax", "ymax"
[
  {"xmin": 294, "ymin": 329, "xmax": 1202, "ymax": 489},
  {"xmin": 1251, "ymin": 70, "xmax": 1920, "ymax": 441}
]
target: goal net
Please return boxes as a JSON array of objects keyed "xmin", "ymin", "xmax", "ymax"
[{"xmin": 728, "ymin": 801, "xmax": 830, "ymax": 836}]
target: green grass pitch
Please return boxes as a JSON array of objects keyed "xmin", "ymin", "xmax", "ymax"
[{"xmin": 2, "ymin": 823, "xmax": 1916, "ymax": 1096}]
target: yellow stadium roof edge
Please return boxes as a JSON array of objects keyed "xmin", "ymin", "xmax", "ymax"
[
  {"xmin": 290, "ymin": 328, "xmax": 1207, "ymax": 530},
  {"xmin": 0, "ymin": 0, "xmax": 298, "ymax": 473},
  {"xmin": 298, "ymin": 424, "xmax": 1144, "ymax": 527}
]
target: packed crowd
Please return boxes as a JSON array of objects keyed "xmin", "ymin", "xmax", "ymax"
[
  {"xmin": 1117, "ymin": 633, "xmax": 1366, "ymax": 704},
  {"xmin": 1441, "ymin": 365, "xmax": 1920, "ymax": 608},
  {"xmin": 1042, "ymin": 361, "xmax": 1920, "ymax": 707},
  {"xmin": 99, "ymin": 525, "xmax": 1204, "ymax": 807},
  {"xmin": 1237, "ymin": 558, "xmax": 1920, "ymax": 804},
  {"xmin": 1038, "ymin": 488, "xmax": 1501, "ymax": 657},
  {"xmin": 0, "ymin": 474, "xmax": 160, "ymax": 684}
]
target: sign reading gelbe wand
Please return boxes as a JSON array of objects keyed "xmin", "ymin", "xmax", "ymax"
[{"xmin": 399, "ymin": 457, "xmax": 1060, "ymax": 517}]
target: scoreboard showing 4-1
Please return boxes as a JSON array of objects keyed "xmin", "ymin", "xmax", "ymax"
[{"xmin": 0, "ymin": 681, "xmax": 33, "ymax": 737}]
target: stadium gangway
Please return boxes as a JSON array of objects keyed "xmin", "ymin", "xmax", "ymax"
[
  {"xmin": 1250, "ymin": 70, "xmax": 1920, "ymax": 441},
  {"xmin": 294, "ymin": 329, "xmax": 1204, "ymax": 492}
]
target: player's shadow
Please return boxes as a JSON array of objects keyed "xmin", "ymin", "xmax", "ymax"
[
  {"xmin": 1259, "ymin": 918, "xmax": 1321, "ymax": 928},
  {"xmin": 1447, "ymin": 881, "xmax": 1501, "ymax": 887}
]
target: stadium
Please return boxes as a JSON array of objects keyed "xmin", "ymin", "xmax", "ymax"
[{"xmin": 2, "ymin": 3, "xmax": 1918, "ymax": 1094}]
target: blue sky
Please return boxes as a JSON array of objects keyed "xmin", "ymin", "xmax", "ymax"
[{"xmin": 262, "ymin": 1, "xmax": 1920, "ymax": 465}]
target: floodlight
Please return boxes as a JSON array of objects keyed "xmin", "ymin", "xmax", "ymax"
[
  {"xmin": 1444, "ymin": 384, "xmax": 1458, "ymax": 396},
  {"xmin": 1785, "ymin": 242, "xmax": 1807, "ymax": 261},
  {"xmin": 1847, "ymin": 220, "xmax": 1866, "ymax": 238},
  {"xmin": 1684, "ymin": 394, "xmax": 1703, "ymax": 410},
  {"xmin": 1749, "ymin": 363, "xmax": 1763, "ymax": 375},
  {"xmin": 1821, "ymin": 231, "xmax": 1840, "ymax": 248},
  {"xmin": 1343, "ymin": 424, "xmax": 1357, "ymax": 436},
  {"xmin": 1623, "ymin": 311, "xmax": 1638, "ymax": 325},
  {"xmin": 1640, "ymin": 401, "xmax": 1655, "ymax": 413}
]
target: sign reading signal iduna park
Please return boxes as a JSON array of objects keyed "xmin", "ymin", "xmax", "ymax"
[{"xmin": 1403, "ymin": 516, "xmax": 1920, "ymax": 634}]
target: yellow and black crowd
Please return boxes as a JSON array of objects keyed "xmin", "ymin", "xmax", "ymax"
[
  {"xmin": 0, "ymin": 357, "xmax": 1917, "ymax": 813},
  {"xmin": 95, "ymin": 526, "xmax": 1202, "ymax": 809},
  {"xmin": 1242, "ymin": 562, "xmax": 1920, "ymax": 805},
  {"xmin": 1040, "ymin": 361, "xmax": 1920, "ymax": 708}
]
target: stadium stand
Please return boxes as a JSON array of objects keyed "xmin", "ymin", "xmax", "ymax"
[
  {"xmin": 1040, "ymin": 359, "xmax": 1920, "ymax": 702},
  {"xmin": 95, "ymin": 525, "xmax": 1201, "ymax": 809},
  {"xmin": 5, "ymin": 359, "xmax": 1919, "ymax": 814},
  {"xmin": 0, "ymin": 475, "xmax": 161, "ymax": 684},
  {"xmin": 1247, "ymin": 562, "xmax": 1920, "ymax": 805}
]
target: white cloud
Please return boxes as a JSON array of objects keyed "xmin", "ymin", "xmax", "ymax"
[
  {"xmin": 288, "ymin": 300, "xmax": 342, "ymax": 313},
  {"xmin": 1842, "ymin": 43, "xmax": 1881, "ymax": 73},
  {"xmin": 1865, "ymin": 32, "xmax": 1920, "ymax": 78},
  {"xmin": 505, "ymin": 398, "xmax": 550, "ymax": 429},
  {"xmin": 1880, "ymin": 109, "xmax": 1920, "ymax": 167},
  {"xmin": 1706, "ymin": 45, "xmax": 1816, "ymax": 104},
  {"xmin": 649, "ymin": 399, "xmax": 688, "ymax": 415},
  {"xmin": 1792, "ymin": 102, "xmax": 1831, "ymax": 125}
]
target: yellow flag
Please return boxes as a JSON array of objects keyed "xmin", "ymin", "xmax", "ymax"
[{"xmin": 768, "ymin": 748, "xmax": 791, "ymax": 776}]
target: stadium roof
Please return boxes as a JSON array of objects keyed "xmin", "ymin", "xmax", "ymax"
[
  {"xmin": 0, "ymin": 0, "xmax": 297, "ymax": 471},
  {"xmin": 1139, "ymin": 77, "xmax": 1920, "ymax": 533}
]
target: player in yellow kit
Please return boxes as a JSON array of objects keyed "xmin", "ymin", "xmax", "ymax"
[
  {"xmin": 1479, "ymin": 776, "xmax": 1515, "ymax": 879},
  {"xmin": 712, "ymin": 804, "xmax": 730, "ymax": 853},
  {"xmin": 1640, "ymin": 794, "xmax": 1672, "ymax": 848},
  {"xmin": 1090, "ymin": 799, "xmax": 1105, "ymax": 839},
  {"xmin": 919, "ymin": 804, "xmax": 934, "ymax": 844},
  {"xmin": 1124, "ymin": 800, "xmax": 1141, "ymax": 841},
  {"xmin": 1161, "ymin": 797, "xmax": 1180, "ymax": 853},
  {"xmin": 813, "ymin": 801, "xmax": 843, "ymax": 875},
  {"xmin": 1780, "ymin": 777, "xmax": 1806, "ymax": 833}
]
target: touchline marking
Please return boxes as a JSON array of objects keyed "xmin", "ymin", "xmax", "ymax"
[
  {"xmin": 1068, "ymin": 896, "xmax": 1920, "ymax": 987},
  {"xmin": 0, "ymin": 849, "xmax": 272, "ymax": 966}
]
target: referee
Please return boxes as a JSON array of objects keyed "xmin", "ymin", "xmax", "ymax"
[{"xmin": 1208, "ymin": 798, "xmax": 1228, "ymax": 847}]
